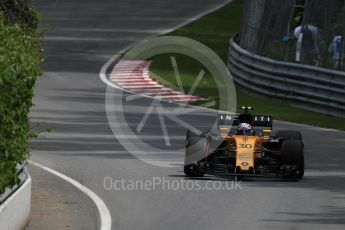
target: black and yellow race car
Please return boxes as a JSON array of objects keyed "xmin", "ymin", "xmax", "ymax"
[{"xmin": 184, "ymin": 107, "xmax": 304, "ymax": 180}]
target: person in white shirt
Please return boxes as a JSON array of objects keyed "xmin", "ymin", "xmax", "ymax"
[
  {"xmin": 294, "ymin": 24, "xmax": 321, "ymax": 65},
  {"xmin": 328, "ymin": 35, "xmax": 342, "ymax": 67},
  {"xmin": 294, "ymin": 25, "xmax": 320, "ymax": 40}
]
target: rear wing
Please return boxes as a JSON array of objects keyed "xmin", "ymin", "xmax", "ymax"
[
  {"xmin": 217, "ymin": 113, "xmax": 273, "ymax": 129},
  {"xmin": 252, "ymin": 115, "xmax": 273, "ymax": 128},
  {"xmin": 217, "ymin": 114, "xmax": 237, "ymax": 126}
]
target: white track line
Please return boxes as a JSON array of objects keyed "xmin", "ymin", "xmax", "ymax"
[
  {"xmin": 164, "ymin": 0, "xmax": 234, "ymax": 34},
  {"xmin": 29, "ymin": 160, "xmax": 112, "ymax": 230}
]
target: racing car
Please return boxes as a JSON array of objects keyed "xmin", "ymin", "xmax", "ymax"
[{"xmin": 184, "ymin": 107, "xmax": 304, "ymax": 179}]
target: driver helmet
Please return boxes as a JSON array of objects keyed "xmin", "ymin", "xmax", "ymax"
[{"xmin": 238, "ymin": 123, "xmax": 252, "ymax": 135}]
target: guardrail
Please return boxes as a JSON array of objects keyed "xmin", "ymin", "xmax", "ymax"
[
  {"xmin": 0, "ymin": 162, "xmax": 28, "ymax": 204},
  {"xmin": 227, "ymin": 36, "xmax": 345, "ymax": 118}
]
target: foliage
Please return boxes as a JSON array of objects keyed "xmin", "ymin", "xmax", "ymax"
[
  {"xmin": 0, "ymin": 0, "xmax": 40, "ymax": 29},
  {"xmin": 0, "ymin": 1, "xmax": 41, "ymax": 193}
]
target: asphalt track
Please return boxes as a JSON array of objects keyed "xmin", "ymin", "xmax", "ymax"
[{"xmin": 30, "ymin": 0, "xmax": 345, "ymax": 229}]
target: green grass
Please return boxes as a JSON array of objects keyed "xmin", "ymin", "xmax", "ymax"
[
  {"xmin": 149, "ymin": 0, "xmax": 345, "ymax": 131},
  {"xmin": 150, "ymin": 54, "xmax": 220, "ymax": 106}
]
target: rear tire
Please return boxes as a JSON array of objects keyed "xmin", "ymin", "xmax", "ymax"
[
  {"xmin": 276, "ymin": 130, "xmax": 302, "ymax": 140},
  {"xmin": 280, "ymin": 140, "xmax": 304, "ymax": 179}
]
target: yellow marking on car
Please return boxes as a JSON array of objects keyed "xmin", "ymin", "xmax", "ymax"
[{"xmin": 234, "ymin": 136, "xmax": 259, "ymax": 171}]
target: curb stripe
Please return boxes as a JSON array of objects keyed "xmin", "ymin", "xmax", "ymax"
[{"xmin": 110, "ymin": 60, "xmax": 206, "ymax": 104}]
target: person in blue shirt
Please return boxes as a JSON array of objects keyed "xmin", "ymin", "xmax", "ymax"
[{"xmin": 328, "ymin": 35, "xmax": 342, "ymax": 68}]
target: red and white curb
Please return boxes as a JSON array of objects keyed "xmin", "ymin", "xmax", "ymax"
[{"xmin": 109, "ymin": 60, "xmax": 206, "ymax": 104}]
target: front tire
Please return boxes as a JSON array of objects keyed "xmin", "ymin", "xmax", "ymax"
[
  {"xmin": 184, "ymin": 164, "xmax": 205, "ymax": 177},
  {"xmin": 184, "ymin": 130, "xmax": 207, "ymax": 177},
  {"xmin": 276, "ymin": 130, "xmax": 302, "ymax": 141},
  {"xmin": 280, "ymin": 140, "xmax": 304, "ymax": 179}
]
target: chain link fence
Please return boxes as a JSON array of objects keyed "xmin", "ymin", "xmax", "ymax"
[{"xmin": 238, "ymin": 0, "xmax": 345, "ymax": 71}]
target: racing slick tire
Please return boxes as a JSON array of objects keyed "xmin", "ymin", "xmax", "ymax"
[
  {"xmin": 280, "ymin": 140, "xmax": 304, "ymax": 179},
  {"xmin": 184, "ymin": 130, "xmax": 206, "ymax": 177},
  {"xmin": 276, "ymin": 130, "xmax": 302, "ymax": 140}
]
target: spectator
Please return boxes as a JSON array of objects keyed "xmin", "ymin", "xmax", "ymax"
[
  {"xmin": 294, "ymin": 24, "xmax": 321, "ymax": 65},
  {"xmin": 328, "ymin": 35, "xmax": 342, "ymax": 68}
]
